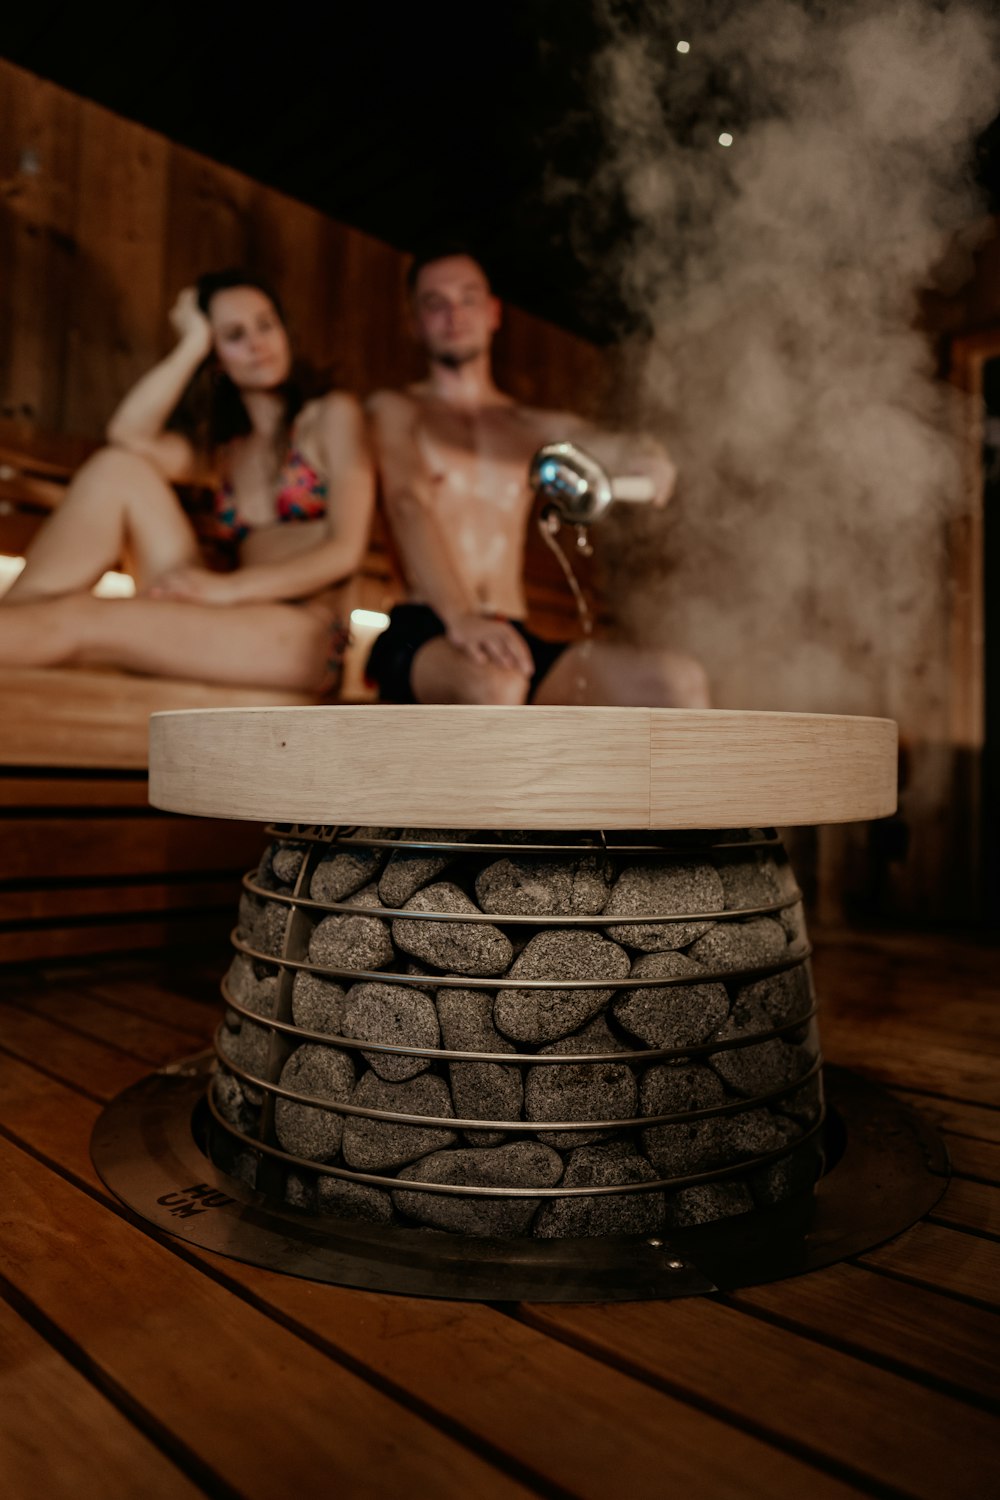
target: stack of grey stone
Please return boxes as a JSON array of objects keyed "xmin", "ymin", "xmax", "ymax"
[{"xmin": 211, "ymin": 829, "xmax": 822, "ymax": 1239}]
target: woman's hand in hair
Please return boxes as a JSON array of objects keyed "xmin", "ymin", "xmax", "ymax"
[
  {"xmin": 168, "ymin": 287, "xmax": 214, "ymax": 359},
  {"xmin": 143, "ymin": 564, "xmax": 242, "ymax": 605}
]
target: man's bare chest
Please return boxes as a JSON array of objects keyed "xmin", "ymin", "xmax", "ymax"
[{"xmin": 415, "ymin": 409, "xmax": 539, "ymax": 517}]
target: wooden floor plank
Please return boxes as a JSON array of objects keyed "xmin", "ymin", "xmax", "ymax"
[
  {"xmin": 0, "ymin": 1006, "xmax": 145, "ymax": 1100},
  {"xmin": 859, "ymin": 1223, "xmax": 1000, "ymax": 1308},
  {"xmin": 0, "ymin": 1133, "xmax": 531, "ymax": 1500},
  {"xmin": 0, "ymin": 1047, "xmax": 864, "ymax": 1500},
  {"xmin": 928, "ymin": 1178, "xmax": 1000, "ymax": 1239},
  {"xmin": 3, "ymin": 929, "xmax": 998, "ymax": 1500},
  {"xmin": 0, "ymin": 1297, "xmax": 205, "ymax": 1500},
  {"xmin": 942, "ymin": 1133, "xmax": 1000, "ymax": 1184},
  {"xmin": 890, "ymin": 1090, "xmax": 1000, "ymax": 1146},
  {"xmin": 5, "ymin": 985, "xmax": 209, "ymax": 1064},
  {"xmin": 77, "ymin": 970, "xmax": 224, "ymax": 1039},
  {"xmin": 819, "ymin": 1021, "xmax": 1000, "ymax": 1106},
  {"xmin": 519, "ymin": 1298, "xmax": 1000, "ymax": 1500},
  {"xmin": 728, "ymin": 1260, "xmax": 1000, "ymax": 1406}
]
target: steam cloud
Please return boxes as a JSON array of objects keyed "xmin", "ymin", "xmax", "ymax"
[{"xmin": 583, "ymin": 0, "xmax": 999, "ymax": 727}]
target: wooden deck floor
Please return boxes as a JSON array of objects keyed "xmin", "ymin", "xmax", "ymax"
[{"xmin": 1, "ymin": 929, "xmax": 998, "ymax": 1499}]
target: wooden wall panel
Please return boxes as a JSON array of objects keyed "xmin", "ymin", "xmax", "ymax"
[
  {"xmin": 0, "ymin": 58, "xmax": 603, "ymax": 447},
  {"xmin": 0, "ymin": 68, "xmax": 79, "ymax": 433},
  {"xmin": 64, "ymin": 110, "xmax": 170, "ymax": 435}
]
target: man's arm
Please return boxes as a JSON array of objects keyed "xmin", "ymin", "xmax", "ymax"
[{"xmin": 368, "ymin": 391, "xmax": 533, "ymax": 674}]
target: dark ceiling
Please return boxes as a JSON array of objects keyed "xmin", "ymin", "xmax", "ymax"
[{"xmin": 3, "ymin": 1, "xmax": 999, "ymax": 345}]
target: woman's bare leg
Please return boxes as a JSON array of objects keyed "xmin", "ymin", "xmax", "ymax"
[
  {"xmin": 3, "ymin": 447, "xmax": 200, "ymax": 602},
  {"xmin": 0, "ymin": 593, "xmax": 335, "ymax": 691},
  {"xmin": 533, "ymin": 640, "xmax": 711, "ymax": 708},
  {"xmin": 410, "ymin": 636, "xmax": 530, "ymax": 705}
]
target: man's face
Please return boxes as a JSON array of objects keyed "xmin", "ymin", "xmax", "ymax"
[{"xmin": 410, "ymin": 256, "xmax": 501, "ymax": 367}]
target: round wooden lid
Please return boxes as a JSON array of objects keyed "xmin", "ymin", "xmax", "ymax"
[{"xmin": 148, "ymin": 705, "xmax": 897, "ymax": 829}]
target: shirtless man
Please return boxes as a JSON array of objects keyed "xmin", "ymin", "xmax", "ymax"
[{"xmin": 366, "ymin": 250, "xmax": 709, "ymax": 707}]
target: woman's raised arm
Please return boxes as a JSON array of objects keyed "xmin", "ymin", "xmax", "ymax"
[{"xmin": 105, "ymin": 288, "xmax": 210, "ymax": 482}]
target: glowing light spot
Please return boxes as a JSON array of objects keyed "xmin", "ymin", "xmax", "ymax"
[
  {"xmin": 0, "ymin": 554, "xmax": 135, "ymax": 598},
  {"xmin": 676, "ymin": 40, "xmax": 691, "ymax": 54},
  {"xmin": 350, "ymin": 609, "xmax": 391, "ymax": 631},
  {"xmin": 719, "ymin": 133, "xmax": 734, "ymax": 147}
]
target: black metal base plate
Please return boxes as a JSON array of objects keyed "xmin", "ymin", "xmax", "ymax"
[{"xmin": 90, "ymin": 1058, "xmax": 949, "ymax": 1302}]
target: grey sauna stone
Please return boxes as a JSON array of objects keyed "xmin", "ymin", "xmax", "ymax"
[
  {"xmin": 641, "ymin": 1114, "xmax": 731, "ymax": 1180},
  {"xmin": 341, "ymin": 981, "xmax": 439, "ymax": 1081},
  {"xmin": 316, "ymin": 879, "xmax": 384, "ymax": 912},
  {"xmin": 603, "ymin": 859, "xmax": 725, "ymax": 951},
  {"xmin": 211, "ymin": 1070, "xmax": 257, "ymax": 1133},
  {"xmin": 474, "ymin": 854, "xmax": 612, "ymax": 916},
  {"xmin": 391, "ymin": 884, "xmax": 513, "ymax": 976},
  {"xmin": 526, "ymin": 1026, "xmax": 638, "ymax": 1148},
  {"xmin": 553, "ymin": 1014, "xmax": 632, "ymax": 1055},
  {"xmin": 748, "ymin": 1136, "xmax": 822, "ymax": 1207},
  {"xmin": 665, "ymin": 1180, "xmax": 754, "ymax": 1227},
  {"xmin": 310, "ymin": 844, "xmax": 385, "ymax": 903},
  {"xmin": 685, "ymin": 918, "xmax": 788, "ymax": 974},
  {"xmin": 438, "ymin": 988, "xmax": 522, "ymax": 1146},
  {"xmin": 450, "ymin": 1061, "xmax": 524, "ymax": 1145},
  {"xmin": 341, "ymin": 1072, "xmax": 457, "ymax": 1171},
  {"xmin": 612, "ymin": 950, "xmax": 730, "ymax": 1049},
  {"xmin": 307, "ymin": 909, "xmax": 394, "ymax": 973},
  {"xmin": 237, "ymin": 891, "xmax": 289, "ymax": 957},
  {"xmin": 273, "ymin": 1044, "xmax": 355, "ymax": 1162},
  {"xmin": 723, "ymin": 1107, "xmax": 802, "ymax": 1162},
  {"xmin": 225, "ymin": 952, "xmax": 279, "ymax": 1018},
  {"xmin": 714, "ymin": 849, "xmax": 784, "ymax": 911},
  {"xmin": 284, "ymin": 1171, "xmax": 317, "ymax": 1211},
  {"xmin": 226, "ymin": 1151, "xmax": 259, "ymax": 1192},
  {"xmin": 379, "ymin": 835, "xmax": 456, "ymax": 907},
  {"xmin": 216, "ymin": 1017, "xmax": 272, "ymax": 1104},
  {"xmin": 291, "ymin": 971, "xmax": 348, "ymax": 1036},
  {"xmin": 392, "ymin": 1141, "xmax": 563, "ymax": 1237},
  {"xmin": 437, "ymin": 987, "xmax": 509, "ymax": 1054},
  {"xmin": 533, "ymin": 1141, "xmax": 665, "ymax": 1239},
  {"xmin": 269, "ymin": 842, "xmax": 308, "ymax": 888},
  {"xmin": 639, "ymin": 1062, "xmax": 728, "ymax": 1120},
  {"xmin": 779, "ymin": 900, "xmax": 807, "ymax": 944},
  {"xmin": 728, "ymin": 962, "xmax": 813, "ymax": 1036},
  {"xmin": 709, "ymin": 1036, "xmax": 815, "ymax": 1098},
  {"xmin": 775, "ymin": 1075, "xmax": 824, "ymax": 1127},
  {"xmin": 494, "ymin": 930, "xmax": 630, "ymax": 1044},
  {"xmin": 316, "ymin": 1175, "xmax": 395, "ymax": 1225}
]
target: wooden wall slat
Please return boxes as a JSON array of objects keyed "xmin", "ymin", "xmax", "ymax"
[
  {"xmin": 0, "ymin": 68, "xmax": 80, "ymax": 432},
  {"xmin": 0, "ymin": 814, "xmax": 259, "ymax": 882}
]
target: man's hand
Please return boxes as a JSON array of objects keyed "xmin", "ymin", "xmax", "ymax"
[
  {"xmin": 446, "ymin": 613, "xmax": 534, "ymax": 676},
  {"xmin": 143, "ymin": 566, "xmax": 241, "ymax": 605}
]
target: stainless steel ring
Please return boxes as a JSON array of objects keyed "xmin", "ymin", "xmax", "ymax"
[
  {"xmin": 229, "ymin": 931, "xmax": 814, "ymax": 990},
  {"xmin": 241, "ymin": 868, "xmax": 804, "ymax": 926},
  {"xmin": 214, "ymin": 1028, "xmax": 823, "ymax": 1133},
  {"xmin": 206, "ymin": 1084, "xmax": 825, "ymax": 1197},
  {"xmin": 220, "ymin": 978, "xmax": 819, "ymax": 1065}
]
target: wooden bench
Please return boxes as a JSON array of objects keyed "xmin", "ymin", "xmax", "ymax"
[{"xmin": 0, "ymin": 428, "xmax": 587, "ymax": 962}]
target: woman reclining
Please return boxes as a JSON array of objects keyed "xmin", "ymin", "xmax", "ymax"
[{"xmin": 0, "ymin": 270, "xmax": 375, "ymax": 692}]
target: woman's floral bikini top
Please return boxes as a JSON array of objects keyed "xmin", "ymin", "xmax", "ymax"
[{"xmin": 211, "ymin": 448, "xmax": 328, "ymax": 548}]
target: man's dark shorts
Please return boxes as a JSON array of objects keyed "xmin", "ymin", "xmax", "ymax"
[{"xmin": 365, "ymin": 603, "xmax": 569, "ymax": 703}]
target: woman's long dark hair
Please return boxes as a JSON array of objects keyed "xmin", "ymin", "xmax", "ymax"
[{"xmin": 170, "ymin": 268, "xmax": 309, "ymax": 462}]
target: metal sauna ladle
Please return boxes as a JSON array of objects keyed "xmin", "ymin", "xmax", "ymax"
[{"xmin": 528, "ymin": 441, "xmax": 656, "ymax": 527}]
